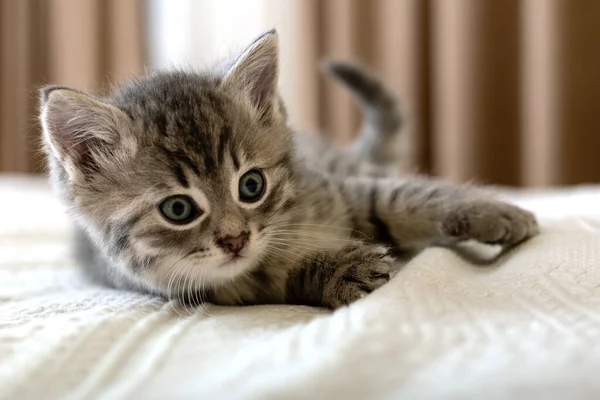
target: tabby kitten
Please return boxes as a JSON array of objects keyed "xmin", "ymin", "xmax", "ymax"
[{"xmin": 40, "ymin": 30, "xmax": 538, "ymax": 309}]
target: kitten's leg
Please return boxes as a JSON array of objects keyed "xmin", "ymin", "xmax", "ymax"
[
  {"xmin": 338, "ymin": 176, "xmax": 539, "ymax": 250},
  {"xmin": 285, "ymin": 242, "xmax": 393, "ymax": 309}
]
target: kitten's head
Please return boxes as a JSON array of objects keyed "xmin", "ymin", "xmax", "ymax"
[{"xmin": 40, "ymin": 30, "xmax": 298, "ymax": 294}]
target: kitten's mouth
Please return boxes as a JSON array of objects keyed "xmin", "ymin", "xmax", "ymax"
[{"xmin": 220, "ymin": 254, "xmax": 245, "ymax": 267}]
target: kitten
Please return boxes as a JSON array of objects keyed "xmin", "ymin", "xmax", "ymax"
[{"xmin": 40, "ymin": 30, "xmax": 538, "ymax": 309}]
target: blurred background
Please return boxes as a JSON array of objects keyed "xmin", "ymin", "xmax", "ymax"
[{"xmin": 1, "ymin": 0, "xmax": 599, "ymax": 187}]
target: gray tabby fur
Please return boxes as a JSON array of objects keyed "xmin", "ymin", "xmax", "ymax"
[{"xmin": 40, "ymin": 30, "xmax": 538, "ymax": 309}]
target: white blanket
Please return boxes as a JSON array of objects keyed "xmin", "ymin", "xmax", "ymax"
[{"xmin": 2, "ymin": 175, "xmax": 600, "ymax": 400}]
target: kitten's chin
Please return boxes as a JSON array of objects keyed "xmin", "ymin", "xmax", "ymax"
[
  {"xmin": 211, "ymin": 254, "xmax": 259, "ymax": 282},
  {"xmin": 147, "ymin": 252, "xmax": 258, "ymax": 296},
  {"xmin": 196, "ymin": 252, "xmax": 262, "ymax": 285}
]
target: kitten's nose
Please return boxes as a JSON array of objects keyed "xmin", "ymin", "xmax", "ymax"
[{"xmin": 217, "ymin": 231, "xmax": 249, "ymax": 254}]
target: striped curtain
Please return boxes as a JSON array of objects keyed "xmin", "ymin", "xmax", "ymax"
[
  {"xmin": 3, "ymin": 0, "xmax": 600, "ymax": 188},
  {"xmin": 0, "ymin": 0, "xmax": 144, "ymax": 173},
  {"xmin": 308, "ymin": 0, "xmax": 600, "ymax": 186}
]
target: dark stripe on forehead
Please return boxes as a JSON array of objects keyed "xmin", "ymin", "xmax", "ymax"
[
  {"xmin": 217, "ymin": 126, "xmax": 232, "ymax": 165},
  {"xmin": 173, "ymin": 163, "xmax": 189, "ymax": 188},
  {"xmin": 181, "ymin": 153, "xmax": 200, "ymax": 176},
  {"xmin": 231, "ymin": 149, "xmax": 240, "ymax": 170},
  {"xmin": 158, "ymin": 145, "xmax": 200, "ymax": 176},
  {"xmin": 189, "ymin": 119, "xmax": 216, "ymax": 174}
]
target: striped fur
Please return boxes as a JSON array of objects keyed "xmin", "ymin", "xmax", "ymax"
[{"xmin": 40, "ymin": 30, "xmax": 538, "ymax": 309}]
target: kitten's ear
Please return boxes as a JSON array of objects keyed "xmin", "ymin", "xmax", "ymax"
[
  {"xmin": 221, "ymin": 29, "xmax": 280, "ymax": 122},
  {"xmin": 40, "ymin": 86, "xmax": 133, "ymax": 175}
]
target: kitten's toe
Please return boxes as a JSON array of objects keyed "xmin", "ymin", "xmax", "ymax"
[
  {"xmin": 443, "ymin": 200, "xmax": 539, "ymax": 246},
  {"xmin": 323, "ymin": 244, "xmax": 393, "ymax": 309}
]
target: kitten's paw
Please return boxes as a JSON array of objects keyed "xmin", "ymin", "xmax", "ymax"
[
  {"xmin": 323, "ymin": 244, "xmax": 393, "ymax": 309},
  {"xmin": 442, "ymin": 199, "xmax": 539, "ymax": 246}
]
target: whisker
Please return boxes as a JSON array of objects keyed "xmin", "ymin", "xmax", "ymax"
[
  {"xmin": 270, "ymin": 222, "xmax": 369, "ymax": 237},
  {"xmin": 267, "ymin": 239, "xmax": 348, "ymax": 257},
  {"xmin": 265, "ymin": 238, "xmax": 335, "ymax": 253},
  {"xmin": 265, "ymin": 230, "xmax": 362, "ymax": 244},
  {"xmin": 176, "ymin": 265, "xmax": 190, "ymax": 316},
  {"xmin": 260, "ymin": 246, "xmax": 301, "ymax": 265},
  {"xmin": 266, "ymin": 230, "xmax": 355, "ymax": 239},
  {"xmin": 268, "ymin": 225, "xmax": 369, "ymax": 237},
  {"xmin": 262, "ymin": 243, "xmax": 312, "ymax": 264},
  {"xmin": 194, "ymin": 270, "xmax": 211, "ymax": 315},
  {"xmin": 165, "ymin": 251, "xmax": 206, "ymax": 317},
  {"xmin": 198, "ymin": 270, "xmax": 211, "ymax": 316},
  {"xmin": 170, "ymin": 264, "xmax": 189, "ymax": 318}
]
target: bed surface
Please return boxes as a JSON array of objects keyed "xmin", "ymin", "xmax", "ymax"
[{"xmin": 2, "ymin": 175, "xmax": 600, "ymax": 399}]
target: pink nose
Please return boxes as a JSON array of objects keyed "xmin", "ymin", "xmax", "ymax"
[{"xmin": 217, "ymin": 232, "xmax": 249, "ymax": 254}]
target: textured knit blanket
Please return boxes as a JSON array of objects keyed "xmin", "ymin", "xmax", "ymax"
[{"xmin": 2, "ymin": 175, "xmax": 600, "ymax": 400}]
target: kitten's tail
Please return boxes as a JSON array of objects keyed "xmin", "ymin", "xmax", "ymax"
[{"xmin": 323, "ymin": 61, "xmax": 403, "ymax": 165}]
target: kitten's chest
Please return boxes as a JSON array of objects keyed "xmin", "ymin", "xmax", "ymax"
[{"xmin": 208, "ymin": 265, "xmax": 289, "ymax": 305}]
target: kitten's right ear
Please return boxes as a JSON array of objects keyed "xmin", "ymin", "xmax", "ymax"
[{"xmin": 40, "ymin": 86, "xmax": 133, "ymax": 176}]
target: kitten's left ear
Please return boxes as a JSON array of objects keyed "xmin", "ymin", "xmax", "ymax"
[{"xmin": 221, "ymin": 29, "xmax": 280, "ymax": 122}]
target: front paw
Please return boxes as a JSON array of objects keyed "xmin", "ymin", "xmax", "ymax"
[
  {"xmin": 442, "ymin": 199, "xmax": 539, "ymax": 246},
  {"xmin": 323, "ymin": 244, "xmax": 393, "ymax": 309}
]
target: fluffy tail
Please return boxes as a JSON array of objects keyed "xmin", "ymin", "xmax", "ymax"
[{"xmin": 323, "ymin": 61, "xmax": 403, "ymax": 165}]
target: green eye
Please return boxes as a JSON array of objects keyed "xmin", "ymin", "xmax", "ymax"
[
  {"xmin": 239, "ymin": 170, "xmax": 265, "ymax": 202},
  {"xmin": 158, "ymin": 195, "xmax": 200, "ymax": 224}
]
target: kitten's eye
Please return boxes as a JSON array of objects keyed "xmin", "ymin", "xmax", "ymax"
[
  {"xmin": 158, "ymin": 195, "xmax": 200, "ymax": 224},
  {"xmin": 239, "ymin": 169, "xmax": 265, "ymax": 202}
]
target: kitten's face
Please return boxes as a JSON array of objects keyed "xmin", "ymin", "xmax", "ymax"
[{"xmin": 41, "ymin": 31, "xmax": 297, "ymax": 294}]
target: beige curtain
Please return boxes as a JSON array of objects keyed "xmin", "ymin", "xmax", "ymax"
[
  {"xmin": 3, "ymin": 0, "xmax": 599, "ymax": 187},
  {"xmin": 299, "ymin": 0, "xmax": 600, "ymax": 187},
  {"xmin": 0, "ymin": 0, "xmax": 144, "ymax": 173}
]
